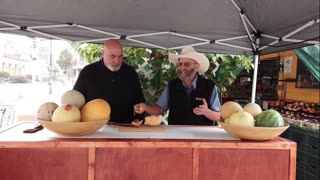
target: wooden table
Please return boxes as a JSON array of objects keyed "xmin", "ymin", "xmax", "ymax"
[{"xmin": 0, "ymin": 122, "xmax": 296, "ymax": 180}]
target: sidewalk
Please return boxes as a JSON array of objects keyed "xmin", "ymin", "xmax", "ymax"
[{"xmin": 0, "ymin": 81, "xmax": 73, "ymax": 123}]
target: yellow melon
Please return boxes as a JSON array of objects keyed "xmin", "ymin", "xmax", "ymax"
[
  {"xmin": 52, "ymin": 104, "xmax": 81, "ymax": 122},
  {"xmin": 61, "ymin": 90, "xmax": 85, "ymax": 109},
  {"xmin": 145, "ymin": 116, "xmax": 162, "ymax": 126},
  {"xmin": 221, "ymin": 101, "xmax": 243, "ymax": 120},
  {"xmin": 81, "ymin": 99, "xmax": 111, "ymax": 122},
  {"xmin": 227, "ymin": 111, "xmax": 254, "ymax": 127},
  {"xmin": 243, "ymin": 103, "xmax": 262, "ymax": 118}
]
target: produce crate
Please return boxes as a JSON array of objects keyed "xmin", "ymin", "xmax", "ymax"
[
  {"xmin": 281, "ymin": 120, "xmax": 320, "ymax": 180},
  {"xmin": 306, "ymin": 154, "xmax": 320, "ymax": 177},
  {"xmin": 296, "ymin": 164, "xmax": 306, "ymax": 180},
  {"xmin": 305, "ymin": 171, "xmax": 319, "ymax": 180},
  {"xmin": 306, "ymin": 130, "xmax": 320, "ymax": 158},
  {"xmin": 289, "ymin": 126, "xmax": 308, "ymax": 149},
  {"xmin": 280, "ymin": 128, "xmax": 291, "ymax": 139},
  {"xmin": 296, "ymin": 147, "xmax": 308, "ymax": 164}
]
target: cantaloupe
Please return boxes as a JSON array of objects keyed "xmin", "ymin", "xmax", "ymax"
[
  {"xmin": 37, "ymin": 102, "xmax": 59, "ymax": 121},
  {"xmin": 243, "ymin": 103, "xmax": 262, "ymax": 118},
  {"xmin": 221, "ymin": 101, "xmax": 243, "ymax": 120},
  {"xmin": 52, "ymin": 104, "xmax": 81, "ymax": 122},
  {"xmin": 81, "ymin": 99, "xmax": 111, "ymax": 122},
  {"xmin": 227, "ymin": 111, "xmax": 254, "ymax": 127},
  {"xmin": 61, "ymin": 90, "xmax": 85, "ymax": 109},
  {"xmin": 131, "ymin": 119, "xmax": 143, "ymax": 127},
  {"xmin": 145, "ymin": 116, "xmax": 162, "ymax": 126}
]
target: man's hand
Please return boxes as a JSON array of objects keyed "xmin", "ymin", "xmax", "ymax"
[
  {"xmin": 193, "ymin": 98, "xmax": 209, "ymax": 116},
  {"xmin": 134, "ymin": 103, "xmax": 146, "ymax": 114}
]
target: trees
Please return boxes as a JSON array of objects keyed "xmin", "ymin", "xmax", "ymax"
[{"xmin": 56, "ymin": 49, "xmax": 73, "ymax": 71}]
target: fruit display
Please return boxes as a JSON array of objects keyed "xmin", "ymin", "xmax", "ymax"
[
  {"xmin": 267, "ymin": 99, "xmax": 319, "ymax": 131},
  {"xmin": 220, "ymin": 101, "xmax": 288, "ymax": 140},
  {"xmin": 221, "ymin": 101, "xmax": 284, "ymax": 128},
  {"xmin": 36, "ymin": 90, "xmax": 111, "ymax": 135}
]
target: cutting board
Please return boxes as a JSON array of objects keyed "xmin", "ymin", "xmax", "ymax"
[{"xmin": 118, "ymin": 125, "xmax": 164, "ymax": 132}]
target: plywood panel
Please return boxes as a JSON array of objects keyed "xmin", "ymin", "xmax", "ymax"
[
  {"xmin": 95, "ymin": 148, "xmax": 193, "ymax": 180},
  {"xmin": 198, "ymin": 149, "xmax": 289, "ymax": 180},
  {"xmin": 0, "ymin": 148, "xmax": 88, "ymax": 180}
]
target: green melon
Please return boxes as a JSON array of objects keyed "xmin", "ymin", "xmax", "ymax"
[{"xmin": 255, "ymin": 109, "xmax": 284, "ymax": 127}]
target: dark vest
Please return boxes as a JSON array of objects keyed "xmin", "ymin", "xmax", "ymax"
[{"xmin": 168, "ymin": 75, "xmax": 215, "ymax": 125}]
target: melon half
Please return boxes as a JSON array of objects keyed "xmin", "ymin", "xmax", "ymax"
[{"xmin": 145, "ymin": 116, "xmax": 162, "ymax": 126}]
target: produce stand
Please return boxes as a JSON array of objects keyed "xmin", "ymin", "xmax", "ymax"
[
  {"xmin": 281, "ymin": 123, "xmax": 319, "ymax": 180},
  {"xmin": 0, "ymin": 121, "xmax": 297, "ymax": 180},
  {"xmin": 266, "ymin": 99, "xmax": 319, "ymax": 180}
]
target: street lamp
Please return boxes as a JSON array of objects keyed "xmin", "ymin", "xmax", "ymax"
[{"xmin": 48, "ymin": 39, "xmax": 52, "ymax": 95}]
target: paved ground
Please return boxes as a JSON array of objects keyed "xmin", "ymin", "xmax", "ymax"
[{"xmin": 0, "ymin": 81, "xmax": 73, "ymax": 125}]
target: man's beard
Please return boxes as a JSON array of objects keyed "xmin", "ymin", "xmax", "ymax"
[
  {"xmin": 108, "ymin": 63, "xmax": 121, "ymax": 71},
  {"xmin": 178, "ymin": 68, "xmax": 196, "ymax": 81}
]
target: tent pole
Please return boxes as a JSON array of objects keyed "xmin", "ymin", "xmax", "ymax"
[{"xmin": 251, "ymin": 37, "xmax": 260, "ymax": 103}]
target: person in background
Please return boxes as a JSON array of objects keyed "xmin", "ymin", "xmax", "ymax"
[
  {"xmin": 134, "ymin": 46, "xmax": 221, "ymax": 125},
  {"xmin": 73, "ymin": 39, "xmax": 145, "ymax": 124}
]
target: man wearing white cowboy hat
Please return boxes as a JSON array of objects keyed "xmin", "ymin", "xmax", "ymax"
[{"xmin": 134, "ymin": 46, "xmax": 221, "ymax": 125}]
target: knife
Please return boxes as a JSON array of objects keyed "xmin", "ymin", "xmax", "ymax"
[
  {"xmin": 23, "ymin": 125, "xmax": 43, "ymax": 133},
  {"xmin": 118, "ymin": 124, "xmax": 139, "ymax": 128}
]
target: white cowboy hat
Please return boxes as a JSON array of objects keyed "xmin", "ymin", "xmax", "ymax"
[{"xmin": 169, "ymin": 46, "xmax": 209, "ymax": 73}]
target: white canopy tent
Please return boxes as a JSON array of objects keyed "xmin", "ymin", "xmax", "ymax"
[{"xmin": 0, "ymin": 0, "xmax": 319, "ymax": 102}]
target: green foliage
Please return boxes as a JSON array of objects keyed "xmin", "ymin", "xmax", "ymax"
[
  {"xmin": 204, "ymin": 54, "xmax": 252, "ymax": 97},
  {"xmin": 0, "ymin": 71, "xmax": 10, "ymax": 79},
  {"xmin": 124, "ymin": 47, "xmax": 177, "ymax": 104},
  {"xmin": 56, "ymin": 49, "xmax": 73, "ymax": 70},
  {"xmin": 72, "ymin": 43, "xmax": 251, "ymax": 103},
  {"xmin": 71, "ymin": 43, "xmax": 102, "ymax": 64}
]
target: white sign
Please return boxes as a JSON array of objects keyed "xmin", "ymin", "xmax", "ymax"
[{"xmin": 284, "ymin": 56, "xmax": 292, "ymax": 73}]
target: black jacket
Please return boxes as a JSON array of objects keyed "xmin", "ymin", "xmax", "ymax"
[
  {"xmin": 168, "ymin": 75, "xmax": 215, "ymax": 125},
  {"xmin": 73, "ymin": 59, "xmax": 145, "ymax": 123}
]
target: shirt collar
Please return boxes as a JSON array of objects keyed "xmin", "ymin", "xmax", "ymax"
[{"xmin": 182, "ymin": 74, "xmax": 198, "ymax": 89}]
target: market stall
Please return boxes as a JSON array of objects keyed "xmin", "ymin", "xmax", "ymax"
[{"xmin": 0, "ymin": 122, "xmax": 296, "ymax": 180}]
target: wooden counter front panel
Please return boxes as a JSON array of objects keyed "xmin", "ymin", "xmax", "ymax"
[
  {"xmin": 95, "ymin": 148, "xmax": 193, "ymax": 180},
  {"xmin": 0, "ymin": 148, "xmax": 88, "ymax": 180},
  {"xmin": 198, "ymin": 149, "xmax": 290, "ymax": 180}
]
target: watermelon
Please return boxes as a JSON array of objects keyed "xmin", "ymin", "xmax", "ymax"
[{"xmin": 255, "ymin": 109, "xmax": 284, "ymax": 127}]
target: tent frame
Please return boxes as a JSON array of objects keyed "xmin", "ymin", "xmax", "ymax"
[{"xmin": 0, "ymin": 0, "xmax": 319, "ymax": 103}]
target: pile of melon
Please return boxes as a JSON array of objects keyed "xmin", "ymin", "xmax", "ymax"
[
  {"xmin": 221, "ymin": 101, "xmax": 284, "ymax": 128},
  {"xmin": 37, "ymin": 90, "xmax": 111, "ymax": 123}
]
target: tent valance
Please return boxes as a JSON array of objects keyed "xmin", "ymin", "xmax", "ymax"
[{"xmin": 0, "ymin": 0, "xmax": 319, "ymax": 55}]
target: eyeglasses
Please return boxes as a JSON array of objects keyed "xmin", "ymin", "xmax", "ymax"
[{"xmin": 176, "ymin": 62, "xmax": 197, "ymax": 68}]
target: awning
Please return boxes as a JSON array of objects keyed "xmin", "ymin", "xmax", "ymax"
[{"xmin": 0, "ymin": 0, "xmax": 319, "ymax": 55}]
